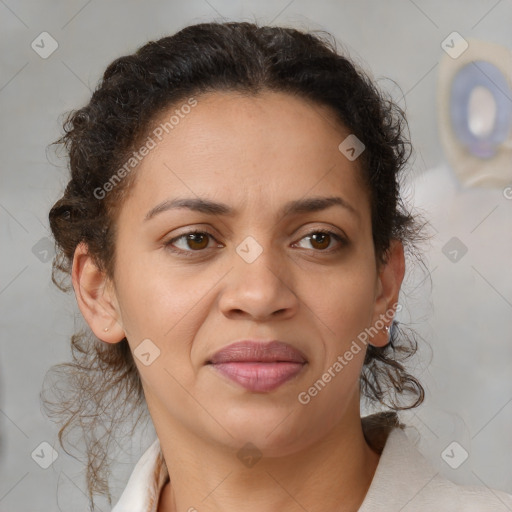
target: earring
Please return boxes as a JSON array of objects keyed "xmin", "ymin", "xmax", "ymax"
[
  {"xmin": 387, "ymin": 321, "xmax": 399, "ymax": 348},
  {"xmin": 104, "ymin": 327, "xmax": 109, "ymax": 332}
]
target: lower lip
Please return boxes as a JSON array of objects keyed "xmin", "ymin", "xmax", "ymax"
[{"xmin": 209, "ymin": 362, "xmax": 305, "ymax": 392}]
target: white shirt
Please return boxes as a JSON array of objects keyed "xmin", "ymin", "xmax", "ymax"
[{"xmin": 112, "ymin": 414, "xmax": 512, "ymax": 512}]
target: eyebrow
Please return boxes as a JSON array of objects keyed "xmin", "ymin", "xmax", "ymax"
[{"xmin": 144, "ymin": 195, "xmax": 359, "ymax": 222}]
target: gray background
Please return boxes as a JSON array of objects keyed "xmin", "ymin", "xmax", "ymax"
[{"xmin": 1, "ymin": 0, "xmax": 511, "ymax": 511}]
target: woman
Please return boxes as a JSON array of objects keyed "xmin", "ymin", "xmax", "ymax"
[{"xmin": 43, "ymin": 21, "xmax": 512, "ymax": 512}]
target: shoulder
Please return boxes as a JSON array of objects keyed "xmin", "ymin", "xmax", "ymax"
[
  {"xmin": 359, "ymin": 413, "xmax": 512, "ymax": 511},
  {"xmin": 420, "ymin": 474, "xmax": 512, "ymax": 511}
]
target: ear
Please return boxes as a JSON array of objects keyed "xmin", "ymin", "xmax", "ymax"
[
  {"xmin": 369, "ymin": 239, "xmax": 405, "ymax": 347},
  {"xmin": 71, "ymin": 242, "xmax": 125, "ymax": 343}
]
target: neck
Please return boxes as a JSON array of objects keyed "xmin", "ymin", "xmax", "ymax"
[{"xmin": 156, "ymin": 403, "xmax": 382, "ymax": 512}]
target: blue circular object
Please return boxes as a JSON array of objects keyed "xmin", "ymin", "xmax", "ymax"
[{"xmin": 450, "ymin": 60, "xmax": 512, "ymax": 159}]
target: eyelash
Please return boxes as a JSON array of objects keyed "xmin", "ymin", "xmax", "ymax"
[{"xmin": 163, "ymin": 228, "xmax": 347, "ymax": 257}]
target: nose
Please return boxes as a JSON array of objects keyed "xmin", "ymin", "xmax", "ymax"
[{"xmin": 218, "ymin": 241, "xmax": 299, "ymax": 322}]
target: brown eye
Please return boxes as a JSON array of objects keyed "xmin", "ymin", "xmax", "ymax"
[
  {"xmin": 295, "ymin": 230, "xmax": 346, "ymax": 252},
  {"xmin": 183, "ymin": 232, "xmax": 210, "ymax": 250},
  {"xmin": 164, "ymin": 230, "xmax": 217, "ymax": 255},
  {"xmin": 309, "ymin": 232, "xmax": 331, "ymax": 250}
]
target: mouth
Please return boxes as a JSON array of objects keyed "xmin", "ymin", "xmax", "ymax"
[{"xmin": 206, "ymin": 340, "xmax": 307, "ymax": 393}]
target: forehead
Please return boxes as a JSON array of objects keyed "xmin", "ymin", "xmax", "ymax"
[{"xmin": 119, "ymin": 90, "xmax": 370, "ymax": 224}]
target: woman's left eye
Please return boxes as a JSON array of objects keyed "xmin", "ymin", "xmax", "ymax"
[
  {"xmin": 293, "ymin": 230, "xmax": 347, "ymax": 252},
  {"xmin": 164, "ymin": 229, "xmax": 347, "ymax": 256}
]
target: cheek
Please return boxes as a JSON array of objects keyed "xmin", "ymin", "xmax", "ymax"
[
  {"xmin": 114, "ymin": 252, "xmax": 220, "ymax": 384},
  {"xmin": 307, "ymin": 259, "xmax": 377, "ymax": 346},
  {"xmin": 294, "ymin": 267, "xmax": 375, "ymax": 426},
  {"xmin": 115, "ymin": 263, "xmax": 203, "ymax": 401},
  {"xmin": 114, "ymin": 249, "xmax": 204, "ymax": 337}
]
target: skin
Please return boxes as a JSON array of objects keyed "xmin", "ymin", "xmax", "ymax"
[{"xmin": 72, "ymin": 90, "xmax": 405, "ymax": 512}]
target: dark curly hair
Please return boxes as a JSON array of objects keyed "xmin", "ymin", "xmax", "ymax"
[{"xmin": 41, "ymin": 20, "xmax": 427, "ymax": 510}]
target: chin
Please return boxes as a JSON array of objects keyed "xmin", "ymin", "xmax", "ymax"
[{"xmin": 209, "ymin": 401, "xmax": 324, "ymax": 457}]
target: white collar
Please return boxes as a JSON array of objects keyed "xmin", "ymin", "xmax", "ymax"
[{"xmin": 112, "ymin": 416, "xmax": 512, "ymax": 511}]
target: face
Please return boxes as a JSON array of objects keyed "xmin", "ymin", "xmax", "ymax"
[{"xmin": 81, "ymin": 90, "xmax": 402, "ymax": 455}]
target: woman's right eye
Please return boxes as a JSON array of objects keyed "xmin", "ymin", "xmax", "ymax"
[{"xmin": 164, "ymin": 230, "xmax": 220, "ymax": 256}]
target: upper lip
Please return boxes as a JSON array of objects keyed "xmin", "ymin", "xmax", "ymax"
[{"xmin": 207, "ymin": 340, "xmax": 307, "ymax": 364}]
